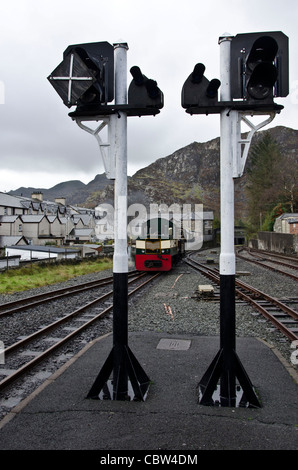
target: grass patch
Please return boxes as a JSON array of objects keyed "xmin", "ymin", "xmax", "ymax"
[{"xmin": 0, "ymin": 258, "xmax": 113, "ymax": 294}]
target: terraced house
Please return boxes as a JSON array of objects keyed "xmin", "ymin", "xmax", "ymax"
[{"xmin": 0, "ymin": 191, "xmax": 97, "ymax": 248}]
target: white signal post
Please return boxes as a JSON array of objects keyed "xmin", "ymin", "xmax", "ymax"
[
  {"xmin": 219, "ymin": 33, "xmax": 235, "ymax": 277},
  {"xmin": 113, "ymin": 43, "xmax": 129, "ymax": 274},
  {"xmin": 111, "ymin": 43, "xmax": 129, "ymax": 400},
  {"xmin": 87, "ymin": 43, "xmax": 150, "ymax": 401},
  {"xmin": 218, "ymin": 33, "xmax": 238, "ymax": 406},
  {"xmin": 198, "ymin": 33, "xmax": 262, "ymax": 407}
]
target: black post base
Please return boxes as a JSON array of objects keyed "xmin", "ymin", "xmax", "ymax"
[
  {"xmin": 197, "ymin": 274, "xmax": 261, "ymax": 408},
  {"xmin": 86, "ymin": 345, "xmax": 150, "ymax": 401},
  {"xmin": 87, "ymin": 272, "xmax": 150, "ymax": 401},
  {"xmin": 197, "ymin": 348, "xmax": 261, "ymax": 407}
]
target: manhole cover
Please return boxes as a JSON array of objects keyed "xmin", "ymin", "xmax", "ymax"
[{"xmin": 157, "ymin": 338, "xmax": 191, "ymax": 350}]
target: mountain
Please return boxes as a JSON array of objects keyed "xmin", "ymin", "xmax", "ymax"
[
  {"xmin": 126, "ymin": 125, "xmax": 298, "ymax": 219},
  {"xmin": 8, "ymin": 174, "xmax": 109, "ymax": 206},
  {"xmin": 9, "ymin": 126, "xmax": 298, "ymax": 219}
]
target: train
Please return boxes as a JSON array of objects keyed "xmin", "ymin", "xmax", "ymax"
[{"xmin": 135, "ymin": 216, "xmax": 185, "ymax": 271}]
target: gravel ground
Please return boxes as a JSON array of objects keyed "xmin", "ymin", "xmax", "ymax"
[
  {"xmin": 0, "ymin": 267, "xmax": 115, "ymax": 420},
  {"xmin": 0, "ymin": 249, "xmax": 297, "ymax": 370},
  {"xmin": 0, "ymin": 248, "xmax": 297, "ymax": 420},
  {"xmin": 128, "ymin": 249, "xmax": 298, "ymax": 373}
]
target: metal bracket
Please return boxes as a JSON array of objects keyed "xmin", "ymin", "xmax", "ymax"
[
  {"xmin": 74, "ymin": 116, "xmax": 116, "ymax": 179},
  {"xmin": 231, "ymin": 110, "xmax": 276, "ymax": 178}
]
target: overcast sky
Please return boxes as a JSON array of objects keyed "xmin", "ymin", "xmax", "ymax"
[{"xmin": 0, "ymin": 0, "xmax": 297, "ymax": 192}]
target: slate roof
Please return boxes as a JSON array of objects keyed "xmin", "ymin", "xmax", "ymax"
[
  {"xmin": 0, "ymin": 192, "xmax": 27, "ymax": 209},
  {"xmin": 0, "ymin": 215, "xmax": 20, "ymax": 223},
  {"xmin": 6, "ymin": 245, "xmax": 79, "ymax": 254},
  {"xmin": 0, "ymin": 236, "xmax": 29, "ymax": 246}
]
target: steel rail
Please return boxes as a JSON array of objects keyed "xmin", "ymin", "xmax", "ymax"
[
  {"xmin": 234, "ymin": 287, "xmax": 298, "ymax": 343},
  {"xmin": 249, "ymin": 252, "xmax": 298, "ymax": 270},
  {"xmin": 185, "ymin": 255, "xmax": 298, "ymax": 342},
  {"xmin": 235, "ymin": 276, "xmax": 298, "ymax": 320},
  {"xmin": 0, "ymin": 270, "xmax": 139, "ymax": 317},
  {"xmin": 236, "ymin": 250, "xmax": 298, "ymax": 281},
  {"xmin": 0, "ymin": 272, "xmax": 161, "ymax": 392},
  {"xmin": 248, "ymin": 248, "xmax": 298, "ymax": 265},
  {"xmin": 3, "ymin": 272, "xmax": 148, "ymax": 355}
]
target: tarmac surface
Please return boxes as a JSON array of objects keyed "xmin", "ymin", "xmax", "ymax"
[{"xmin": 0, "ymin": 331, "xmax": 297, "ymax": 457}]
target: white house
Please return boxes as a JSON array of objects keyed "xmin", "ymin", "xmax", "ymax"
[
  {"xmin": 5, "ymin": 245, "xmax": 80, "ymax": 261},
  {"xmin": 0, "ymin": 192, "xmax": 99, "ymax": 248},
  {"xmin": 274, "ymin": 213, "xmax": 298, "ymax": 235}
]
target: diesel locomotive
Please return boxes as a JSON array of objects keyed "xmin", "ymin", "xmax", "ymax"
[{"xmin": 135, "ymin": 216, "xmax": 185, "ymax": 271}]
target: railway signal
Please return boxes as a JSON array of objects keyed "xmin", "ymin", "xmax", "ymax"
[
  {"xmin": 182, "ymin": 32, "xmax": 288, "ymax": 114},
  {"xmin": 48, "ymin": 41, "xmax": 164, "ymax": 402},
  {"xmin": 230, "ymin": 31, "xmax": 289, "ymax": 110},
  {"xmin": 48, "ymin": 45, "xmax": 164, "ymax": 118},
  {"xmin": 128, "ymin": 66, "xmax": 164, "ymax": 114},
  {"xmin": 181, "ymin": 63, "xmax": 221, "ymax": 114},
  {"xmin": 182, "ymin": 30, "xmax": 289, "ymax": 407},
  {"xmin": 48, "ymin": 41, "xmax": 114, "ymax": 115}
]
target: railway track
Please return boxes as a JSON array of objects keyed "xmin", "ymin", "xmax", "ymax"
[
  {"xmin": 0, "ymin": 270, "xmax": 140, "ymax": 317},
  {"xmin": 185, "ymin": 255, "xmax": 298, "ymax": 343},
  {"xmin": 0, "ymin": 271, "xmax": 161, "ymax": 394},
  {"xmin": 236, "ymin": 247, "xmax": 298, "ymax": 281},
  {"xmin": 247, "ymin": 248, "xmax": 298, "ymax": 267}
]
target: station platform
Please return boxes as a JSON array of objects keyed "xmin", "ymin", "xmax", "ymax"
[{"xmin": 0, "ymin": 332, "xmax": 297, "ymax": 456}]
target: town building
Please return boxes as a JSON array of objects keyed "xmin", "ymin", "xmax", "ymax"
[
  {"xmin": 0, "ymin": 191, "xmax": 97, "ymax": 251},
  {"xmin": 274, "ymin": 213, "xmax": 298, "ymax": 235}
]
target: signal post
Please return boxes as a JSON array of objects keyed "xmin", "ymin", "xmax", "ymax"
[
  {"xmin": 182, "ymin": 31, "xmax": 288, "ymax": 407},
  {"xmin": 48, "ymin": 30, "xmax": 288, "ymax": 407},
  {"xmin": 48, "ymin": 41, "xmax": 163, "ymax": 401}
]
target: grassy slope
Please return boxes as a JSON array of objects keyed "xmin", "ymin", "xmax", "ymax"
[{"xmin": 0, "ymin": 258, "xmax": 113, "ymax": 294}]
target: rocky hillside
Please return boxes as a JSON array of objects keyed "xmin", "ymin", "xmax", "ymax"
[
  {"xmin": 9, "ymin": 173, "xmax": 109, "ymax": 206},
  {"xmin": 85, "ymin": 125, "xmax": 298, "ymax": 220},
  {"xmin": 9, "ymin": 126, "xmax": 298, "ymax": 220}
]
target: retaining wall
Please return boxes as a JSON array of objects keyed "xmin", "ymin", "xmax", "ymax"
[{"xmin": 249, "ymin": 231, "xmax": 298, "ymax": 254}]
